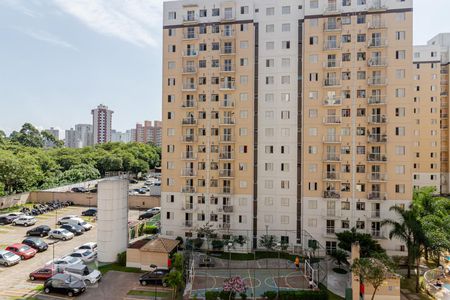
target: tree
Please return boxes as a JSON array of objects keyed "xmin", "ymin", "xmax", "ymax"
[
  {"xmin": 330, "ymin": 249, "xmax": 349, "ymax": 271},
  {"xmin": 60, "ymin": 164, "xmax": 100, "ymax": 183},
  {"xmin": 196, "ymin": 222, "xmax": 216, "ymax": 253},
  {"xmin": 335, "ymin": 228, "xmax": 385, "ymax": 258},
  {"xmin": 258, "ymin": 235, "xmax": 278, "ymax": 251},
  {"xmin": 351, "ymin": 256, "xmax": 395, "ymax": 300},
  {"xmin": 9, "ymin": 123, "xmax": 44, "ymax": 148},
  {"xmin": 172, "ymin": 252, "xmax": 184, "ymax": 271},
  {"xmin": 0, "ymin": 130, "xmax": 6, "ymax": 144},
  {"xmin": 164, "ymin": 270, "xmax": 184, "ymax": 300},
  {"xmin": 41, "ymin": 130, "xmax": 63, "ymax": 148}
]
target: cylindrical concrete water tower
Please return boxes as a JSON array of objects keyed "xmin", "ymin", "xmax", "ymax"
[{"xmin": 97, "ymin": 179, "xmax": 128, "ymax": 263}]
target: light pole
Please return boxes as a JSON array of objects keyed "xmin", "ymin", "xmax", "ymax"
[
  {"xmin": 227, "ymin": 242, "xmax": 232, "ymax": 278},
  {"xmin": 276, "ymin": 242, "xmax": 281, "ymax": 300},
  {"xmin": 150, "ymin": 264, "xmax": 158, "ymax": 300}
]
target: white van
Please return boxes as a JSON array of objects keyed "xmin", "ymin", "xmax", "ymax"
[
  {"xmin": 66, "ymin": 218, "xmax": 93, "ymax": 231},
  {"xmin": 64, "ymin": 264, "xmax": 102, "ymax": 285}
]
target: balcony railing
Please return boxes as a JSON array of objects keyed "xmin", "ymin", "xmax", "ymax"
[
  {"xmin": 182, "ymin": 50, "xmax": 198, "ymax": 57},
  {"xmin": 323, "ymin": 60, "xmax": 342, "ymax": 69},
  {"xmin": 219, "ymin": 169, "xmax": 234, "ymax": 178},
  {"xmin": 368, "ymin": 39, "xmax": 388, "ymax": 48},
  {"xmin": 223, "ymin": 205, "xmax": 234, "ymax": 213},
  {"xmin": 220, "ymin": 100, "xmax": 235, "ymax": 108},
  {"xmin": 181, "ymin": 101, "xmax": 196, "ymax": 108},
  {"xmin": 181, "ymin": 152, "xmax": 196, "ymax": 160},
  {"xmin": 221, "ymin": 65, "xmax": 235, "ymax": 72},
  {"xmin": 324, "ymin": 190, "xmax": 341, "ymax": 199},
  {"xmin": 221, "ymin": 13, "xmax": 235, "ymax": 22},
  {"xmin": 324, "ymin": 4, "xmax": 341, "ymax": 14},
  {"xmin": 219, "ymin": 152, "xmax": 234, "ymax": 160},
  {"xmin": 368, "ymin": 192, "xmax": 387, "ymax": 201},
  {"xmin": 324, "ymin": 41, "xmax": 341, "ymax": 50},
  {"xmin": 220, "ymin": 135, "xmax": 235, "ymax": 143},
  {"xmin": 183, "ymin": 33, "xmax": 198, "ymax": 40},
  {"xmin": 371, "ymin": 230, "xmax": 386, "ymax": 239},
  {"xmin": 368, "ymin": 134, "xmax": 387, "ymax": 143},
  {"xmin": 323, "ymin": 135, "xmax": 342, "ymax": 143},
  {"xmin": 368, "ymin": 58, "xmax": 387, "ymax": 67},
  {"xmin": 181, "ymin": 135, "xmax": 196, "ymax": 143},
  {"xmin": 323, "ymin": 98, "xmax": 342, "ymax": 106},
  {"xmin": 222, "ymin": 30, "xmax": 234, "ymax": 38},
  {"xmin": 183, "ymin": 15, "xmax": 198, "ymax": 23},
  {"xmin": 184, "ymin": 220, "xmax": 193, "ymax": 227},
  {"xmin": 220, "ymin": 118, "xmax": 236, "ymax": 125},
  {"xmin": 220, "ymin": 82, "xmax": 236, "ymax": 90},
  {"xmin": 368, "ymin": 115, "xmax": 387, "ymax": 124},
  {"xmin": 371, "ymin": 211, "xmax": 381, "ymax": 218},
  {"xmin": 367, "ymin": 153, "xmax": 387, "ymax": 162},
  {"xmin": 221, "ymin": 187, "xmax": 233, "ymax": 194},
  {"xmin": 182, "ymin": 83, "xmax": 197, "ymax": 91},
  {"xmin": 182, "ymin": 66, "xmax": 197, "ymax": 74},
  {"xmin": 324, "ymin": 79, "xmax": 341, "ymax": 87},
  {"xmin": 221, "ymin": 47, "xmax": 236, "ymax": 55},
  {"xmin": 323, "ymin": 116, "xmax": 341, "ymax": 124},
  {"xmin": 368, "ymin": 0, "xmax": 387, "ymax": 11},
  {"xmin": 324, "ymin": 172, "xmax": 340, "ymax": 180},
  {"xmin": 324, "ymin": 155, "xmax": 341, "ymax": 162},
  {"xmin": 324, "ymin": 22, "xmax": 342, "ymax": 31},
  {"xmin": 182, "ymin": 186, "xmax": 196, "ymax": 193},
  {"xmin": 181, "ymin": 168, "xmax": 196, "ymax": 177},
  {"xmin": 368, "ymin": 173, "xmax": 388, "ymax": 182},
  {"xmin": 182, "ymin": 118, "xmax": 197, "ymax": 125},
  {"xmin": 368, "ymin": 96, "xmax": 386, "ymax": 105},
  {"xmin": 368, "ymin": 20, "xmax": 386, "ymax": 29},
  {"xmin": 368, "ymin": 77, "xmax": 387, "ymax": 86}
]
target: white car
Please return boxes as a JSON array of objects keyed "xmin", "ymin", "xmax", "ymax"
[
  {"xmin": 68, "ymin": 249, "xmax": 97, "ymax": 263},
  {"xmin": 66, "ymin": 219, "xmax": 92, "ymax": 231},
  {"xmin": 48, "ymin": 229, "xmax": 74, "ymax": 241},
  {"xmin": 64, "ymin": 264, "xmax": 102, "ymax": 285},
  {"xmin": 57, "ymin": 215, "xmax": 78, "ymax": 225},
  {"xmin": 75, "ymin": 242, "xmax": 97, "ymax": 253},
  {"xmin": 12, "ymin": 216, "xmax": 37, "ymax": 227},
  {"xmin": 48, "ymin": 256, "xmax": 82, "ymax": 272},
  {"xmin": 147, "ymin": 207, "xmax": 161, "ymax": 214}
]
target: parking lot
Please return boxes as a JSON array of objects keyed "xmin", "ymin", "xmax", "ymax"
[{"xmin": 0, "ymin": 206, "xmax": 145, "ymax": 300}]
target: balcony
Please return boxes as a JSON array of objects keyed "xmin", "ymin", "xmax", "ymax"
[
  {"xmin": 371, "ymin": 230, "xmax": 386, "ymax": 239},
  {"xmin": 220, "ymin": 117, "xmax": 236, "ymax": 126},
  {"xmin": 368, "ymin": 134, "xmax": 387, "ymax": 143},
  {"xmin": 223, "ymin": 205, "xmax": 234, "ymax": 213},
  {"xmin": 371, "ymin": 211, "xmax": 381, "ymax": 218},
  {"xmin": 181, "ymin": 168, "xmax": 196, "ymax": 177},
  {"xmin": 182, "ymin": 50, "xmax": 198, "ymax": 57},
  {"xmin": 368, "ymin": 39, "xmax": 388, "ymax": 48},
  {"xmin": 181, "ymin": 152, "xmax": 196, "ymax": 160},
  {"xmin": 324, "ymin": 190, "xmax": 341, "ymax": 199},
  {"xmin": 183, "ymin": 15, "xmax": 198, "ymax": 24},
  {"xmin": 323, "ymin": 60, "xmax": 342, "ymax": 69},
  {"xmin": 221, "ymin": 13, "xmax": 235, "ymax": 22},
  {"xmin": 323, "ymin": 116, "xmax": 341, "ymax": 124},
  {"xmin": 184, "ymin": 220, "xmax": 193, "ymax": 227},
  {"xmin": 368, "ymin": 115, "xmax": 387, "ymax": 124},
  {"xmin": 368, "ymin": 1, "xmax": 387, "ymax": 11},
  {"xmin": 324, "ymin": 41, "xmax": 341, "ymax": 51},
  {"xmin": 182, "ymin": 66, "xmax": 197, "ymax": 74},
  {"xmin": 183, "ymin": 33, "xmax": 198, "ymax": 40},
  {"xmin": 219, "ymin": 169, "xmax": 234, "ymax": 178},
  {"xmin": 220, "ymin": 64, "xmax": 235, "ymax": 73},
  {"xmin": 220, "ymin": 100, "xmax": 235, "ymax": 108},
  {"xmin": 324, "ymin": 154, "xmax": 341, "ymax": 162},
  {"xmin": 221, "ymin": 187, "xmax": 233, "ymax": 194},
  {"xmin": 182, "ymin": 83, "xmax": 197, "ymax": 91},
  {"xmin": 324, "ymin": 172, "xmax": 341, "ymax": 181},
  {"xmin": 222, "ymin": 223, "xmax": 231, "ymax": 229},
  {"xmin": 181, "ymin": 100, "xmax": 196, "ymax": 109},
  {"xmin": 219, "ymin": 152, "xmax": 234, "ymax": 160},
  {"xmin": 368, "ymin": 77, "xmax": 387, "ymax": 86},
  {"xmin": 220, "ymin": 135, "xmax": 235, "ymax": 143},
  {"xmin": 182, "ymin": 118, "xmax": 197, "ymax": 125},
  {"xmin": 367, "ymin": 153, "xmax": 387, "ymax": 162},
  {"xmin": 220, "ymin": 82, "xmax": 236, "ymax": 90},
  {"xmin": 323, "ymin": 135, "xmax": 342, "ymax": 143},
  {"xmin": 368, "ymin": 58, "xmax": 387, "ymax": 67},
  {"xmin": 181, "ymin": 186, "xmax": 196, "ymax": 193},
  {"xmin": 368, "ymin": 96, "xmax": 386, "ymax": 106},
  {"xmin": 221, "ymin": 47, "xmax": 236, "ymax": 55},
  {"xmin": 324, "ymin": 4, "xmax": 341, "ymax": 14},
  {"xmin": 221, "ymin": 30, "xmax": 234, "ymax": 38},
  {"xmin": 324, "ymin": 22, "xmax": 342, "ymax": 32},
  {"xmin": 183, "ymin": 203, "xmax": 193, "ymax": 210},
  {"xmin": 323, "ymin": 97, "xmax": 342, "ymax": 106},
  {"xmin": 181, "ymin": 135, "xmax": 196, "ymax": 143},
  {"xmin": 368, "ymin": 192, "xmax": 387, "ymax": 201},
  {"xmin": 368, "ymin": 20, "xmax": 386, "ymax": 29},
  {"xmin": 368, "ymin": 173, "xmax": 388, "ymax": 182},
  {"xmin": 324, "ymin": 79, "xmax": 341, "ymax": 87}
]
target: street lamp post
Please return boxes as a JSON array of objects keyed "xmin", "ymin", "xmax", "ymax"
[
  {"xmin": 276, "ymin": 242, "xmax": 281, "ymax": 300},
  {"xmin": 227, "ymin": 242, "xmax": 233, "ymax": 278},
  {"xmin": 150, "ymin": 264, "xmax": 158, "ymax": 300}
]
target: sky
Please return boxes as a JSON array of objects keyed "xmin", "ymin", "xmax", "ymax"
[{"xmin": 0, "ymin": 0, "xmax": 450, "ymax": 136}]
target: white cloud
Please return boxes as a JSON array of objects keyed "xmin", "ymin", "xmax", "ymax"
[
  {"xmin": 0, "ymin": 0, "xmax": 42, "ymax": 17},
  {"xmin": 52, "ymin": 0, "xmax": 163, "ymax": 48},
  {"xmin": 15, "ymin": 28, "xmax": 78, "ymax": 51}
]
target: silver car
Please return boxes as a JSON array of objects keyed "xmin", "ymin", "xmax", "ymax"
[
  {"xmin": 48, "ymin": 256, "xmax": 83, "ymax": 272},
  {"xmin": 68, "ymin": 249, "xmax": 97, "ymax": 263},
  {"xmin": 48, "ymin": 229, "xmax": 74, "ymax": 241},
  {"xmin": 0, "ymin": 250, "xmax": 20, "ymax": 267}
]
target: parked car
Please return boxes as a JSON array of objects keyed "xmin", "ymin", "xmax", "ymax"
[
  {"xmin": 27, "ymin": 225, "xmax": 51, "ymax": 237},
  {"xmin": 0, "ymin": 215, "xmax": 15, "ymax": 225},
  {"xmin": 81, "ymin": 208, "xmax": 97, "ymax": 216},
  {"xmin": 5, "ymin": 243, "xmax": 37, "ymax": 260},
  {"xmin": 60, "ymin": 224, "xmax": 84, "ymax": 236},
  {"xmin": 12, "ymin": 216, "xmax": 37, "ymax": 227},
  {"xmin": 64, "ymin": 264, "xmax": 102, "ymax": 285},
  {"xmin": 7, "ymin": 212, "xmax": 25, "ymax": 220},
  {"xmin": 57, "ymin": 215, "xmax": 78, "ymax": 225},
  {"xmin": 129, "ymin": 179, "xmax": 138, "ymax": 184},
  {"xmin": 0, "ymin": 250, "xmax": 20, "ymax": 266},
  {"xmin": 71, "ymin": 187, "xmax": 88, "ymax": 193},
  {"xmin": 29, "ymin": 265, "xmax": 58, "ymax": 281},
  {"xmin": 74, "ymin": 242, "xmax": 97, "ymax": 253},
  {"xmin": 48, "ymin": 229, "xmax": 74, "ymax": 241},
  {"xmin": 67, "ymin": 249, "xmax": 96, "ymax": 263},
  {"xmin": 138, "ymin": 211, "xmax": 154, "ymax": 220},
  {"xmin": 66, "ymin": 219, "xmax": 92, "ymax": 231},
  {"xmin": 147, "ymin": 207, "xmax": 161, "ymax": 214},
  {"xmin": 139, "ymin": 268, "xmax": 170, "ymax": 286},
  {"xmin": 44, "ymin": 273, "xmax": 86, "ymax": 297},
  {"xmin": 22, "ymin": 237, "xmax": 48, "ymax": 252},
  {"xmin": 48, "ymin": 256, "xmax": 83, "ymax": 272}
]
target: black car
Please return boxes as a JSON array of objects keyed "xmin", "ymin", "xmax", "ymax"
[
  {"xmin": 71, "ymin": 187, "xmax": 87, "ymax": 193},
  {"xmin": 22, "ymin": 237, "xmax": 48, "ymax": 252},
  {"xmin": 129, "ymin": 179, "xmax": 138, "ymax": 184},
  {"xmin": 0, "ymin": 215, "xmax": 15, "ymax": 225},
  {"xmin": 27, "ymin": 225, "xmax": 51, "ymax": 237},
  {"xmin": 138, "ymin": 212, "xmax": 154, "ymax": 220},
  {"xmin": 44, "ymin": 273, "xmax": 86, "ymax": 297},
  {"xmin": 60, "ymin": 224, "xmax": 84, "ymax": 235},
  {"xmin": 81, "ymin": 208, "xmax": 97, "ymax": 217},
  {"xmin": 139, "ymin": 268, "xmax": 170, "ymax": 286}
]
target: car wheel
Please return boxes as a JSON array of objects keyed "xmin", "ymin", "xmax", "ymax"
[
  {"xmin": 12, "ymin": 222, "xmax": 16, "ymax": 226},
  {"xmin": 30, "ymin": 276, "xmax": 35, "ymax": 281},
  {"xmin": 3, "ymin": 262, "xmax": 8, "ymax": 267},
  {"xmin": 24, "ymin": 223, "xmax": 28, "ymax": 227},
  {"xmin": 67, "ymin": 291, "xmax": 74, "ymax": 297},
  {"xmin": 140, "ymin": 281, "xmax": 147, "ymax": 286},
  {"xmin": 62, "ymin": 237, "xmax": 66, "ymax": 241},
  {"xmin": 20, "ymin": 256, "xmax": 25, "ymax": 260},
  {"xmin": 44, "ymin": 288, "xmax": 50, "ymax": 294},
  {"xmin": 40, "ymin": 233, "xmax": 44, "ymax": 237},
  {"xmin": 49, "ymin": 235, "xmax": 54, "ymax": 239}
]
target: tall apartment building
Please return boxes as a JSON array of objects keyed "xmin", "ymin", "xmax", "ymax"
[
  {"xmin": 65, "ymin": 128, "xmax": 81, "ymax": 148},
  {"xmin": 111, "ymin": 130, "xmax": 132, "ymax": 143},
  {"xmin": 135, "ymin": 121, "xmax": 163, "ymax": 146},
  {"xmin": 43, "ymin": 127, "xmax": 60, "ymax": 148},
  {"xmin": 75, "ymin": 124, "xmax": 93, "ymax": 147},
  {"xmin": 162, "ymin": 0, "xmax": 413, "ymax": 254},
  {"xmin": 91, "ymin": 104, "xmax": 114, "ymax": 144}
]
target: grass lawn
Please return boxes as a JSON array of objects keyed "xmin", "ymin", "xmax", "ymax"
[
  {"xmin": 401, "ymin": 276, "xmax": 433, "ymax": 300},
  {"xmin": 146, "ymin": 213, "xmax": 160, "ymax": 227},
  {"xmin": 127, "ymin": 290, "xmax": 172, "ymax": 298},
  {"xmin": 98, "ymin": 263, "xmax": 143, "ymax": 275},
  {"xmin": 0, "ymin": 203, "xmax": 34, "ymax": 214},
  {"xmin": 34, "ymin": 285, "xmax": 44, "ymax": 291}
]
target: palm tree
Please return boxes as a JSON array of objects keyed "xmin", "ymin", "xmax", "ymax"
[
  {"xmin": 330, "ymin": 249, "xmax": 348, "ymax": 271},
  {"xmin": 164, "ymin": 270, "xmax": 184, "ymax": 300}
]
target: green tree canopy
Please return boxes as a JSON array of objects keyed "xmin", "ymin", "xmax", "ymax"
[{"xmin": 335, "ymin": 228, "xmax": 385, "ymax": 258}]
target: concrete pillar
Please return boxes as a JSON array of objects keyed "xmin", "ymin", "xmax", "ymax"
[{"xmin": 351, "ymin": 242, "xmax": 361, "ymax": 300}]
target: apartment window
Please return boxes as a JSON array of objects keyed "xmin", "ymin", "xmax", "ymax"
[
  {"xmin": 396, "ymin": 146, "xmax": 406, "ymax": 155},
  {"xmin": 281, "ymin": 93, "xmax": 290, "ymax": 102},
  {"xmin": 281, "ymin": 76, "xmax": 290, "ymax": 84},
  {"xmin": 266, "ymin": 24, "xmax": 275, "ymax": 33},
  {"xmin": 265, "ymin": 197, "xmax": 274, "ymax": 206},
  {"xmin": 395, "ymin": 127, "xmax": 405, "ymax": 136},
  {"xmin": 342, "ymin": 34, "xmax": 351, "ymax": 43},
  {"xmin": 396, "ymin": 88, "xmax": 406, "ymax": 97},
  {"xmin": 282, "ymin": 41, "xmax": 291, "ymax": 49},
  {"xmin": 310, "ymin": 19, "xmax": 318, "ymax": 27},
  {"xmin": 357, "ymin": 71, "xmax": 366, "ymax": 80},
  {"xmin": 240, "ymin": 75, "xmax": 248, "ymax": 85},
  {"xmin": 168, "ymin": 11, "xmax": 176, "ymax": 20},
  {"xmin": 240, "ymin": 41, "xmax": 249, "ymax": 49},
  {"xmin": 357, "ymin": 34, "xmax": 366, "ymax": 42},
  {"xmin": 167, "ymin": 95, "xmax": 174, "ymax": 103},
  {"xmin": 395, "ymin": 107, "xmax": 405, "ymax": 116},
  {"xmin": 282, "ymin": 23, "xmax": 291, "ymax": 32},
  {"xmin": 281, "ymin": 216, "xmax": 289, "ymax": 224},
  {"xmin": 281, "ymin": 111, "xmax": 290, "ymax": 119},
  {"xmin": 199, "ymin": 24, "xmax": 207, "ymax": 34},
  {"xmin": 356, "ymin": 221, "xmax": 365, "ymax": 229},
  {"xmin": 240, "ymin": 24, "xmax": 248, "ymax": 32},
  {"xmin": 396, "ymin": 31, "xmax": 406, "ymax": 40},
  {"xmin": 168, "ymin": 45, "xmax": 176, "ymax": 53},
  {"xmin": 396, "ymin": 12, "xmax": 406, "ymax": 21},
  {"xmin": 308, "ymin": 128, "xmax": 317, "ymax": 136},
  {"xmin": 265, "ymin": 163, "xmax": 274, "ymax": 171},
  {"xmin": 168, "ymin": 28, "xmax": 175, "ymax": 36},
  {"xmin": 266, "ymin": 76, "xmax": 274, "ymax": 85},
  {"xmin": 240, "ymin": 6, "xmax": 249, "ymax": 14},
  {"xmin": 265, "ymin": 128, "xmax": 274, "ymax": 136},
  {"xmin": 240, "ymin": 93, "xmax": 248, "ymax": 101},
  {"xmin": 282, "ymin": 58, "xmax": 291, "ymax": 67},
  {"xmin": 212, "ymin": 8, "xmax": 220, "ymax": 16},
  {"xmin": 309, "ymin": 73, "xmax": 318, "ymax": 81},
  {"xmin": 265, "ymin": 180, "xmax": 274, "ymax": 189},
  {"xmin": 395, "ymin": 184, "xmax": 405, "ymax": 193},
  {"xmin": 266, "ymin": 7, "xmax": 275, "ymax": 16},
  {"xmin": 265, "ymin": 146, "xmax": 274, "ymax": 154},
  {"xmin": 282, "ymin": 6, "xmax": 291, "ymax": 14},
  {"xmin": 396, "ymin": 69, "xmax": 405, "ymax": 79},
  {"xmin": 308, "ymin": 146, "xmax": 317, "ymax": 154},
  {"xmin": 396, "ymin": 50, "xmax": 406, "ymax": 60},
  {"xmin": 309, "ymin": 36, "xmax": 318, "ymax": 45},
  {"xmin": 356, "ymin": 202, "xmax": 365, "ymax": 211},
  {"xmin": 266, "ymin": 59, "xmax": 274, "ymax": 67},
  {"xmin": 357, "ymin": 15, "xmax": 366, "ymax": 24},
  {"xmin": 396, "ymin": 165, "xmax": 405, "ymax": 174},
  {"xmin": 342, "ymin": 53, "xmax": 351, "ymax": 61},
  {"xmin": 265, "ymin": 94, "xmax": 274, "ymax": 103},
  {"xmin": 310, "ymin": 0, "xmax": 319, "ymax": 9},
  {"xmin": 281, "ymin": 146, "xmax": 289, "ymax": 154},
  {"xmin": 341, "ymin": 202, "xmax": 350, "ymax": 210},
  {"xmin": 266, "ymin": 41, "xmax": 275, "ymax": 50},
  {"xmin": 308, "ymin": 183, "xmax": 318, "ymax": 191},
  {"xmin": 281, "ymin": 180, "xmax": 290, "ymax": 189}
]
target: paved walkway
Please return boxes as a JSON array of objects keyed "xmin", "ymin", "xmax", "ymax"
[{"xmin": 326, "ymin": 260, "xmax": 350, "ymax": 298}]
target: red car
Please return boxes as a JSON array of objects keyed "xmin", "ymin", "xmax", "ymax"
[
  {"xmin": 29, "ymin": 265, "xmax": 57, "ymax": 281},
  {"xmin": 5, "ymin": 243, "xmax": 37, "ymax": 260}
]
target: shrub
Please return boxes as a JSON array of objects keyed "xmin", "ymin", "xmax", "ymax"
[
  {"xmin": 212, "ymin": 239, "xmax": 224, "ymax": 250},
  {"xmin": 176, "ymin": 236, "xmax": 184, "ymax": 246},
  {"xmin": 262, "ymin": 291, "xmax": 277, "ymax": 300},
  {"xmin": 117, "ymin": 252, "xmax": 127, "ymax": 267},
  {"xmin": 193, "ymin": 238, "xmax": 204, "ymax": 250},
  {"xmin": 205, "ymin": 291, "xmax": 220, "ymax": 300},
  {"xmin": 138, "ymin": 223, "xmax": 144, "ymax": 236},
  {"xmin": 239, "ymin": 292, "xmax": 247, "ymax": 300},
  {"xmin": 143, "ymin": 225, "xmax": 158, "ymax": 234},
  {"xmin": 262, "ymin": 290, "xmax": 327, "ymax": 300}
]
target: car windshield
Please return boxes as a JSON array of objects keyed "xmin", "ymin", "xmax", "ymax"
[
  {"xmin": 67, "ymin": 257, "xmax": 78, "ymax": 263},
  {"xmin": 60, "ymin": 229, "xmax": 70, "ymax": 234},
  {"xmin": 3, "ymin": 252, "xmax": 14, "ymax": 258},
  {"xmin": 19, "ymin": 246, "xmax": 31, "ymax": 251},
  {"xmin": 82, "ymin": 251, "xmax": 92, "ymax": 257},
  {"xmin": 80, "ymin": 222, "xmax": 87, "ymax": 225}
]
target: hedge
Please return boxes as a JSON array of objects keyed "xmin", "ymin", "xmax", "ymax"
[{"xmin": 262, "ymin": 290, "xmax": 327, "ymax": 300}]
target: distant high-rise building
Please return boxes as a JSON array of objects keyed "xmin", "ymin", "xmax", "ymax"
[
  {"xmin": 44, "ymin": 127, "xmax": 60, "ymax": 148},
  {"xmin": 111, "ymin": 130, "xmax": 132, "ymax": 143},
  {"xmin": 135, "ymin": 120, "xmax": 162, "ymax": 146},
  {"xmin": 65, "ymin": 128, "xmax": 81, "ymax": 148},
  {"xmin": 64, "ymin": 124, "xmax": 93, "ymax": 148},
  {"xmin": 127, "ymin": 129, "xmax": 137, "ymax": 142},
  {"xmin": 91, "ymin": 104, "xmax": 114, "ymax": 144}
]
